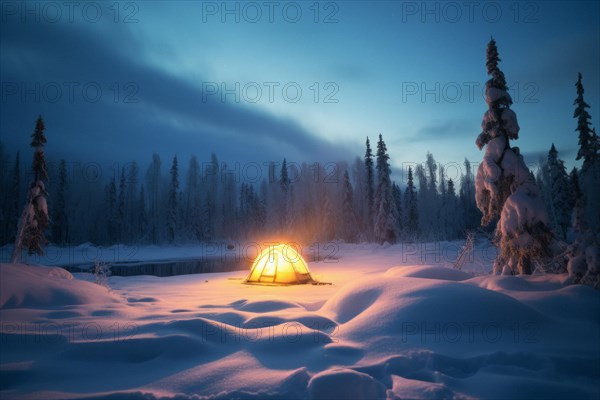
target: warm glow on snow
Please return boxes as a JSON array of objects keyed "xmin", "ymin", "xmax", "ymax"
[{"xmin": 245, "ymin": 243, "xmax": 314, "ymax": 285}]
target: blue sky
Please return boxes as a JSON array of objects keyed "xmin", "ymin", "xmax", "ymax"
[{"xmin": 1, "ymin": 1, "xmax": 598, "ymax": 182}]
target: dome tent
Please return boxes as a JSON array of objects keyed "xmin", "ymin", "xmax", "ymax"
[{"xmin": 245, "ymin": 244, "xmax": 315, "ymax": 285}]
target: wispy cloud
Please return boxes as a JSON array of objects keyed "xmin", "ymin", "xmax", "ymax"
[
  {"xmin": 412, "ymin": 119, "xmax": 476, "ymax": 142},
  {"xmin": 0, "ymin": 20, "xmax": 352, "ymax": 166}
]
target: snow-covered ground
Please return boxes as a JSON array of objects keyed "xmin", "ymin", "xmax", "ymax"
[{"xmin": 1, "ymin": 242, "xmax": 599, "ymax": 399}]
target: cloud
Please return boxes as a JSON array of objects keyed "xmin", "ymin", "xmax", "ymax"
[
  {"xmin": 412, "ymin": 119, "xmax": 477, "ymax": 142},
  {"xmin": 521, "ymin": 146, "xmax": 576, "ymax": 166},
  {"xmin": 0, "ymin": 19, "xmax": 352, "ymax": 168}
]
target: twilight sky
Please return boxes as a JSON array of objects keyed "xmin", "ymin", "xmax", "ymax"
[{"xmin": 1, "ymin": 1, "xmax": 599, "ymax": 182}]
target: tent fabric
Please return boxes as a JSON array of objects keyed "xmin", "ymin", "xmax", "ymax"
[{"xmin": 245, "ymin": 245, "xmax": 315, "ymax": 285}]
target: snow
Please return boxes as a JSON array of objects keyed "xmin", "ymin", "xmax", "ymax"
[
  {"xmin": 500, "ymin": 188, "xmax": 549, "ymax": 239},
  {"xmin": 485, "ymin": 86, "xmax": 512, "ymax": 105},
  {"xmin": 478, "ymin": 108, "xmax": 519, "ymax": 142},
  {"xmin": 1, "ymin": 243, "xmax": 599, "ymax": 399},
  {"xmin": 0, "ymin": 263, "xmax": 119, "ymax": 309},
  {"xmin": 476, "ymin": 136, "xmax": 507, "ymax": 203},
  {"xmin": 307, "ymin": 369, "xmax": 387, "ymax": 400},
  {"xmin": 501, "ymin": 108, "xmax": 520, "ymax": 139},
  {"xmin": 567, "ymin": 230, "xmax": 600, "ymax": 286}
]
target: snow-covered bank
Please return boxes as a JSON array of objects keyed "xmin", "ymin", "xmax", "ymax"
[
  {"xmin": 0, "ymin": 239, "xmax": 493, "ymax": 276},
  {"xmin": 0, "ymin": 242, "xmax": 240, "ymax": 267},
  {"xmin": 1, "ymin": 243, "xmax": 598, "ymax": 399},
  {"xmin": 0, "ymin": 263, "xmax": 120, "ymax": 309}
]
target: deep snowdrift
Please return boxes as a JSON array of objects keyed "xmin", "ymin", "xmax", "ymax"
[
  {"xmin": 1, "ymin": 243, "xmax": 599, "ymax": 399},
  {"xmin": 0, "ymin": 263, "xmax": 120, "ymax": 309}
]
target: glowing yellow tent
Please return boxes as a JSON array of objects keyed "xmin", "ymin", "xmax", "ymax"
[{"xmin": 245, "ymin": 244, "xmax": 315, "ymax": 285}]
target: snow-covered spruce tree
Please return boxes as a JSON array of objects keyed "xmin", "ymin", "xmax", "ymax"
[
  {"xmin": 415, "ymin": 164, "xmax": 429, "ymax": 238},
  {"xmin": 416, "ymin": 153, "xmax": 441, "ymax": 239},
  {"xmin": 574, "ymin": 73, "xmax": 598, "ymax": 167},
  {"xmin": 203, "ymin": 190, "xmax": 214, "ymax": 240},
  {"xmin": 364, "ymin": 137, "xmax": 375, "ymax": 238},
  {"xmin": 442, "ymin": 178, "xmax": 464, "ymax": 239},
  {"xmin": 105, "ymin": 177, "xmax": 118, "ymax": 244},
  {"xmin": 221, "ymin": 164, "xmax": 237, "ymax": 238},
  {"xmin": 573, "ymin": 73, "xmax": 600, "ymax": 232},
  {"xmin": 287, "ymin": 184, "xmax": 298, "ymax": 234},
  {"xmin": 239, "ymin": 183, "xmax": 249, "ymax": 236},
  {"xmin": 125, "ymin": 162, "xmax": 139, "ymax": 243},
  {"xmin": 280, "ymin": 158, "xmax": 290, "ymax": 193},
  {"xmin": 426, "ymin": 152, "xmax": 438, "ymax": 194},
  {"xmin": 263, "ymin": 161, "xmax": 278, "ymax": 233},
  {"xmin": 447, "ymin": 179, "xmax": 456, "ymax": 199},
  {"xmin": 391, "ymin": 182, "xmax": 403, "ymax": 239},
  {"xmin": 11, "ymin": 116, "xmax": 50, "ymax": 263},
  {"xmin": 547, "ymin": 144, "xmax": 571, "ymax": 240},
  {"xmin": 138, "ymin": 185, "xmax": 148, "ymax": 241},
  {"xmin": 240, "ymin": 184, "xmax": 251, "ymax": 235},
  {"xmin": 439, "ymin": 167, "xmax": 449, "ymax": 238},
  {"xmin": 566, "ymin": 167, "xmax": 599, "ymax": 287},
  {"xmin": 144, "ymin": 153, "xmax": 162, "ymax": 244},
  {"xmin": 184, "ymin": 156, "xmax": 202, "ymax": 241},
  {"xmin": 350, "ymin": 157, "xmax": 368, "ymax": 239},
  {"xmin": 6, "ymin": 152, "xmax": 21, "ymax": 243},
  {"xmin": 52, "ymin": 159, "xmax": 69, "ymax": 245},
  {"xmin": 569, "ymin": 168, "xmax": 585, "ymax": 233},
  {"xmin": 280, "ymin": 158, "xmax": 290, "ymax": 231},
  {"xmin": 438, "ymin": 167, "xmax": 446, "ymax": 200},
  {"xmin": 567, "ymin": 228, "xmax": 599, "ymax": 287},
  {"xmin": 204, "ymin": 153, "xmax": 220, "ymax": 240},
  {"xmin": 240, "ymin": 182, "xmax": 264, "ymax": 238},
  {"xmin": 166, "ymin": 156, "xmax": 179, "ymax": 243},
  {"xmin": 0, "ymin": 143, "xmax": 6, "ymax": 243},
  {"xmin": 404, "ymin": 166, "xmax": 419, "ymax": 238},
  {"xmin": 341, "ymin": 169, "xmax": 357, "ymax": 242},
  {"xmin": 321, "ymin": 188, "xmax": 335, "ymax": 242},
  {"xmin": 459, "ymin": 158, "xmax": 481, "ymax": 230},
  {"xmin": 253, "ymin": 186, "xmax": 267, "ymax": 236},
  {"xmin": 117, "ymin": 168, "xmax": 126, "ymax": 242},
  {"xmin": 566, "ymin": 74, "xmax": 600, "ymax": 286},
  {"xmin": 475, "ymin": 39, "xmax": 556, "ymax": 275},
  {"xmin": 374, "ymin": 134, "xmax": 396, "ymax": 244}
]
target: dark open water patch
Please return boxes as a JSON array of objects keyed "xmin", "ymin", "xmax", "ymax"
[{"xmin": 63, "ymin": 257, "xmax": 250, "ymax": 277}]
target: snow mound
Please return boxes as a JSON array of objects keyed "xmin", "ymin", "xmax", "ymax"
[
  {"xmin": 307, "ymin": 368, "xmax": 387, "ymax": 400},
  {"xmin": 61, "ymin": 334, "xmax": 210, "ymax": 363},
  {"xmin": 246, "ymin": 323, "xmax": 333, "ymax": 354},
  {"xmin": 324, "ymin": 286, "xmax": 383, "ymax": 323},
  {"xmin": 237, "ymin": 299, "xmax": 302, "ymax": 312},
  {"xmin": 470, "ymin": 277, "xmax": 600, "ymax": 322},
  {"xmin": 388, "ymin": 374, "xmax": 463, "ymax": 400},
  {"xmin": 196, "ymin": 311, "xmax": 247, "ymax": 326},
  {"xmin": 385, "ymin": 265, "xmax": 473, "ymax": 281},
  {"xmin": 0, "ymin": 263, "xmax": 119, "ymax": 309},
  {"xmin": 243, "ymin": 313, "xmax": 337, "ymax": 331},
  {"xmin": 468, "ymin": 275, "xmax": 565, "ymax": 292},
  {"xmin": 323, "ymin": 274, "xmax": 548, "ymax": 348}
]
